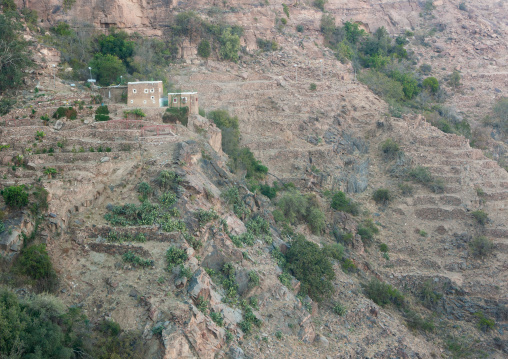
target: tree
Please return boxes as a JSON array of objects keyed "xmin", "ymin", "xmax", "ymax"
[
  {"xmin": 2, "ymin": 185, "xmax": 29, "ymax": 208},
  {"xmin": 449, "ymin": 70, "xmax": 461, "ymax": 89},
  {"xmin": 218, "ymin": 28, "xmax": 240, "ymax": 62},
  {"xmin": 0, "ymin": 0, "xmax": 16, "ymax": 12},
  {"xmin": 493, "ymin": 97, "xmax": 508, "ymax": 123},
  {"xmin": 197, "ymin": 39, "xmax": 211, "ymax": 59},
  {"xmin": 422, "ymin": 76, "xmax": 439, "ymax": 94},
  {"xmin": 89, "ymin": 54, "xmax": 126, "ymax": 86},
  {"xmin": 0, "ymin": 13, "xmax": 33, "ymax": 94}
]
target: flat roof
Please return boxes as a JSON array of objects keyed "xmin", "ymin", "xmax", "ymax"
[
  {"xmin": 128, "ymin": 81, "xmax": 162, "ymax": 84},
  {"xmin": 168, "ymin": 92, "xmax": 197, "ymax": 95}
]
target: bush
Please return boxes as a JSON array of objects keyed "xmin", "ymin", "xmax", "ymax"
[
  {"xmin": 296, "ymin": 24, "xmax": 304, "ymax": 33},
  {"xmin": 422, "ymin": 76, "xmax": 439, "ymax": 94},
  {"xmin": 364, "ymin": 278, "xmax": 404, "ymax": 307},
  {"xmin": 122, "ymin": 251, "xmax": 154, "ymax": 267},
  {"xmin": 52, "ymin": 106, "xmax": 77, "ymax": 120},
  {"xmin": 15, "ymin": 243, "xmax": 58, "ymax": 292},
  {"xmin": 357, "ymin": 219, "xmax": 379, "ymax": 245},
  {"xmin": 359, "ymin": 70, "xmax": 404, "ymax": 101},
  {"xmin": 379, "ymin": 243, "xmax": 388, "ymax": 252},
  {"xmin": 323, "ymin": 243, "xmax": 344, "ymax": 260},
  {"xmin": 257, "ymin": 38, "xmax": 278, "ymax": 52},
  {"xmin": 332, "ymin": 302, "xmax": 346, "ymax": 316},
  {"xmin": 166, "ymin": 246, "xmax": 188, "ymax": 269},
  {"xmin": 285, "ymin": 235, "xmax": 335, "ymax": 301},
  {"xmin": 197, "ymin": 39, "xmax": 211, "ymax": 59},
  {"xmin": 277, "ymin": 190, "xmax": 326, "ymax": 234},
  {"xmin": 372, "ymin": 189, "xmax": 391, "ymax": 205},
  {"xmin": 458, "ymin": 2, "xmax": 467, "ymax": 11},
  {"xmin": 95, "ymin": 105, "xmax": 110, "ymax": 121},
  {"xmin": 399, "ymin": 183, "xmax": 413, "ymax": 196},
  {"xmin": 471, "ymin": 210, "xmax": 488, "ymax": 226},
  {"xmin": 475, "ymin": 312, "xmax": 495, "ymax": 332},
  {"xmin": 405, "ymin": 309, "xmax": 435, "ymax": 332},
  {"xmin": 469, "ymin": 236, "xmax": 493, "ymax": 258},
  {"xmin": 381, "ymin": 139, "xmax": 400, "ymax": 159},
  {"xmin": 313, "ymin": 0, "xmax": 327, "ymax": 11},
  {"xmin": 330, "ymin": 191, "xmax": 359, "ymax": 215},
  {"xmin": 309, "ymin": 83, "xmax": 317, "ymax": 91},
  {"xmin": 2, "ymin": 185, "xmax": 29, "ymax": 208},
  {"xmin": 123, "ymin": 108, "xmax": 145, "ymax": 118},
  {"xmin": 341, "ymin": 258, "xmax": 357, "ymax": 273},
  {"xmin": 248, "ymin": 270, "xmax": 260, "ymax": 288},
  {"xmin": 163, "ymin": 106, "xmax": 188, "ymax": 125},
  {"xmin": 407, "ymin": 166, "xmax": 433, "ymax": 184}
]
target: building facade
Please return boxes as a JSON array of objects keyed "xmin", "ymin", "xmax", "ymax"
[
  {"xmin": 98, "ymin": 86, "xmax": 127, "ymax": 104},
  {"xmin": 127, "ymin": 81, "xmax": 163, "ymax": 107},
  {"xmin": 168, "ymin": 92, "xmax": 199, "ymax": 115}
]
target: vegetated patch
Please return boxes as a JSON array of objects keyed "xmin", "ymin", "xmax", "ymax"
[
  {"xmin": 284, "ymin": 235, "xmax": 335, "ymax": 302},
  {"xmin": 330, "ymin": 190, "xmax": 360, "ymax": 215},
  {"xmin": 474, "ymin": 311, "xmax": 495, "ymax": 332},
  {"xmin": 357, "ymin": 219, "xmax": 379, "ymax": 246},
  {"xmin": 364, "ymin": 278, "xmax": 404, "ymax": 308},
  {"xmin": 372, "ymin": 188, "xmax": 391, "ymax": 205},
  {"xmin": 14, "ymin": 243, "xmax": 58, "ymax": 292},
  {"xmin": 95, "ymin": 105, "xmax": 110, "ymax": 121},
  {"xmin": 471, "ymin": 210, "xmax": 488, "ymax": 226},
  {"xmin": 276, "ymin": 190, "xmax": 325, "ymax": 234},
  {"xmin": 166, "ymin": 246, "xmax": 188, "ymax": 269},
  {"xmin": 380, "ymin": 138, "xmax": 400, "ymax": 160},
  {"xmin": 2, "ymin": 185, "xmax": 29, "ymax": 208},
  {"xmin": 208, "ymin": 110, "xmax": 267, "ymax": 180},
  {"xmin": 163, "ymin": 106, "xmax": 188, "ymax": 125},
  {"xmin": 404, "ymin": 309, "xmax": 434, "ymax": 332},
  {"xmin": 122, "ymin": 251, "xmax": 154, "ymax": 268},
  {"xmin": 469, "ymin": 236, "xmax": 493, "ymax": 258},
  {"xmin": 406, "ymin": 165, "xmax": 444, "ymax": 193}
]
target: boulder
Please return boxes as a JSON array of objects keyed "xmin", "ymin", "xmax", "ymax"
[
  {"xmin": 54, "ymin": 120, "xmax": 63, "ymax": 130},
  {"xmin": 100, "ymin": 157, "xmax": 110, "ymax": 163}
]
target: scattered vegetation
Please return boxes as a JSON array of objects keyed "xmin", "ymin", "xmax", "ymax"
[
  {"xmin": 276, "ymin": 190, "xmax": 326, "ymax": 234},
  {"xmin": 14, "ymin": 243, "xmax": 58, "ymax": 292},
  {"xmin": 332, "ymin": 302, "xmax": 347, "ymax": 316},
  {"xmin": 469, "ymin": 236, "xmax": 493, "ymax": 258},
  {"xmin": 380, "ymin": 138, "xmax": 400, "ymax": 159},
  {"xmin": 364, "ymin": 278, "xmax": 404, "ymax": 308},
  {"xmin": 372, "ymin": 188, "xmax": 391, "ymax": 205},
  {"xmin": 330, "ymin": 190, "xmax": 360, "ymax": 215},
  {"xmin": 471, "ymin": 210, "xmax": 488, "ymax": 226},
  {"xmin": 163, "ymin": 106, "xmax": 188, "ymax": 125},
  {"xmin": 122, "ymin": 251, "xmax": 154, "ymax": 267},
  {"xmin": 208, "ymin": 110, "xmax": 267, "ymax": 180},
  {"xmin": 53, "ymin": 106, "xmax": 77, "ymax": 120},
  {"xmin": 1, "ymin": 185, "xmax": 29, "ymax": 208},
  {"xmin": 123, "ymin": 108, "xmax": 146, "ymax": 118},
  {"xmin": 474, "ymin": 312, "xmax": 495, "ymax": 332},
  {"xmin": 166, "ymin": 246, "xmax": 188, "ymax": 269}
]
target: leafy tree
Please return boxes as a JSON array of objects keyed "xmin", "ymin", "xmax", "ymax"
[
  {"xmin": 330, "ymin": 191, "xmax": 359, "ymax": 215},
  {"xmin": 2, "ymin": 185, "xmax": 29, "ymax": 208},
  {"xmin": 285, "ymin": 235, "xmax": 335, "ymax": 301},
  {"xmin": 448, "ymin": 69, "xmax": 461, "ymax": 89},
  {"xmin": 89, "ymin": 53, "xmax": 126, "ymax": 86},
  {"xmin": 197, "ymin": 39, "xmax": 211, "ymax": 59},
  {"xmin": 422, "ymin": 76, "xmax": 439, "ymax": 94},
  {"xmin": 95, "ymin": 30, "xmax": 134, "ymax": 65},
  {"xmin": 493, "ymin": 97, "xmax": 508, "ymax": 123},
  {"xmin": 218, "ymin": 28, "xmax": 240, "ymax": 62},
  {"xmin": 358, "ymin": 70, "xmax": 404, "ymax": 101},
  {"xmin": 0, "ymin": 13, "xmax": 33, "ymax": 94},
  {"xmin": 344, "ymin": 21, "xmax": 366, "ymax": 45},
  {"xmin": 0, "ymin": 0, "xmax": 16, "ymax": 12}
]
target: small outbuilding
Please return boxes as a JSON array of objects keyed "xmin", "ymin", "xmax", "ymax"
[
  {"xmin": 128, "ymin": 81, "xmax": 164, "ymax": 107},
  {"xmin": 168, "ymin": 92, "xmax": 198, "ymax": 115}
]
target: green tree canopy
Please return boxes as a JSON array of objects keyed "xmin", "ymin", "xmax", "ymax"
[
  {"xmin": 89, "ymin": 53, "xmax": 126, "ymax": 86},
  {"xmin": 0, "ymin": 13, "xmax": 33, "ymax": 94},
  {"xmin": 422, "ymin": 76, "xmax": 439, "ymax": 94}
]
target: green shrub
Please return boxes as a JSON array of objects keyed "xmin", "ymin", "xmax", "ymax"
[
  {"xmin": 296, "ymin": 24, "xmax": 304, "ymax": 32},
  {"xmin": 95, "ymin": 105, "xmax": 110, "ymax": 121},
  {"xmin": 2, "ymin": 185, "xmax": 29, "ymax": 208},
  {"xmin": 163, "ymin": 106, "xmax": 188, "ymax": 125},
  {"xmin": 195, "ymin": 208, "xmax": 219, "ymax": 227},
  {"xmin": 357, "ymin": 219, "xmax": 379, "ymax": 245},
  {"xmin": 166, "ymin": 246, "xmax": 188, "ymax": 269},
  {"xmin": 52, "ymin": 106, "xmax": 77, "ymax": 120},
  {"xmin": 257, "ymin": 38, "xmax": 278, "ymax": 52},
  {"xmin": 323, "ymin": 243, "xmax": 344, "ymax": 260},
  {"xmin": 379, "ymin": 243, "xmax": 388, "ymax": 252},
  {"xmin": 458, "ymin": 2, "xmax": 467, "ymax": 11},
  {"xmin": 407, "ymin": 166, "xmax": 433, "ymax": 184},
  {"xmin": 210, "ymin": 311, "xmax": 224, "ymax": 326},
  {"xmin": 285, "ymin": 235, "xmax": 335, "ymax": 301},
  {"xmin": 259, "ymin": 183, "xmax": 278, "ymax": 199},
  {"xmin": 330, "ymin": 191, "xmax": 359, "ymax": 215},
  {"xmin": 341, "ymin": 258, "xmax": 357, "ymax": 273},
  {"xmin": 122, "ymin": 251, "xmax": 154, "ymax": 267},
  {"xmin": 137, "ymin": 181, "xmax": 152, "ymax": 199},
  {"xmin": 469, "ymin": 236, "xmax": 493, "ymax": 258},
  {"xmin": 282, "ymin": 4, "xmax": 290, "ymax": 18},
  {"xmin": 358, "ymin": 70, "xmax": 404, "ymax": 101},
  {"xmin": 277, "ymin": 191, "xmax": 325, "ymax": 234},
  {"xmin": 372, "ymin": 189, "xmax": 391, "ymax": 205},
  {"xmin": 248, "ymin": 270, "xmax": 260, "ymax": 288},
  {"xmin": 364, "ymin": 278, "xmax": 404, "ymax": 307},
  {"xmin": 422, "ymin": 76, "xmax": 439, "ymax": 94},
  {"xmin": 309, "ymin": 83, "xmax": 317, "ymax": 91},
  {"xmin": 475, "ymin": 312, "xmax": 495, "ymax": 332},
  {"xmin": 43, "ymin": 167, "xmax": 57, "ymax": 178},
  {"xmin": 15, "ymin": 243, "xmax": 58, "ymax": 292},
  {"xmin": 381, "ymin": 139, "xmax": 400, "ymax": 159},
  {"xmin": 123, "ymin": 108, "xmax": 145, "ymax": 118},
  {"xmin": 197, "ymin": 39, "xmax": 211, "ymax": 59},
  {"xmin": 313, "ymin": 0, "xmax": 327, "ymax": 11},
  {"xmin": 332, "ymin": 302, "xmax": 346, "ymax": 316},
  {"xmin": 471, "ymin": 210, "xmax": 488, "ymax": 226},
  {"xmin": 405, "ymin": 309, "xmax": 435, "ymax": 332},
  {"xmin": 419, "ymin": 280, "xmax": 442, "ymax": 308},
  {"xmin": 35, "ymin": 130, "xmax": 45, "ymax": 141},
  {"xmin": 399, "ymin": 183, "xmax": 413, "ymax": 196}
]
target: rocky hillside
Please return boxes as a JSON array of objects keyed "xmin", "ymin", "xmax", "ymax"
[{"xmin": 1, "ymin": 0, "xmax": 508, "ymax": 358}]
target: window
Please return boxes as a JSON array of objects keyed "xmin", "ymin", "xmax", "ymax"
[
  {"xmin": 159, "ymin": 88, "xmax": 161, "ymax": 92},
  {"xmin": 173, "ymin": 98, "xmax": 177, "ymax": 103},
  {"xmin": 132, "ymin": 89, "xmax": 137, "ymax": 93},
  {"xmin": 144, "ymin": 89, "xmax": 148, "ymax": 93},
  {"xmin": 182, "ymin": 97, "xmax": 188, "ymax": 104},
  {"xmin": 151, "ymin": 96, "xmax": 154, "ymax": 100},
  {"xmin": 150, "ymin": 88, "xmax": 154, "ymax": 93},
  {"xmin": 130, "ymin": 100, "xmax": 133, "ymax": 104},
  {"xmin": 143, "ymin": 100, "xmax": 147, "ymax": 104}
]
